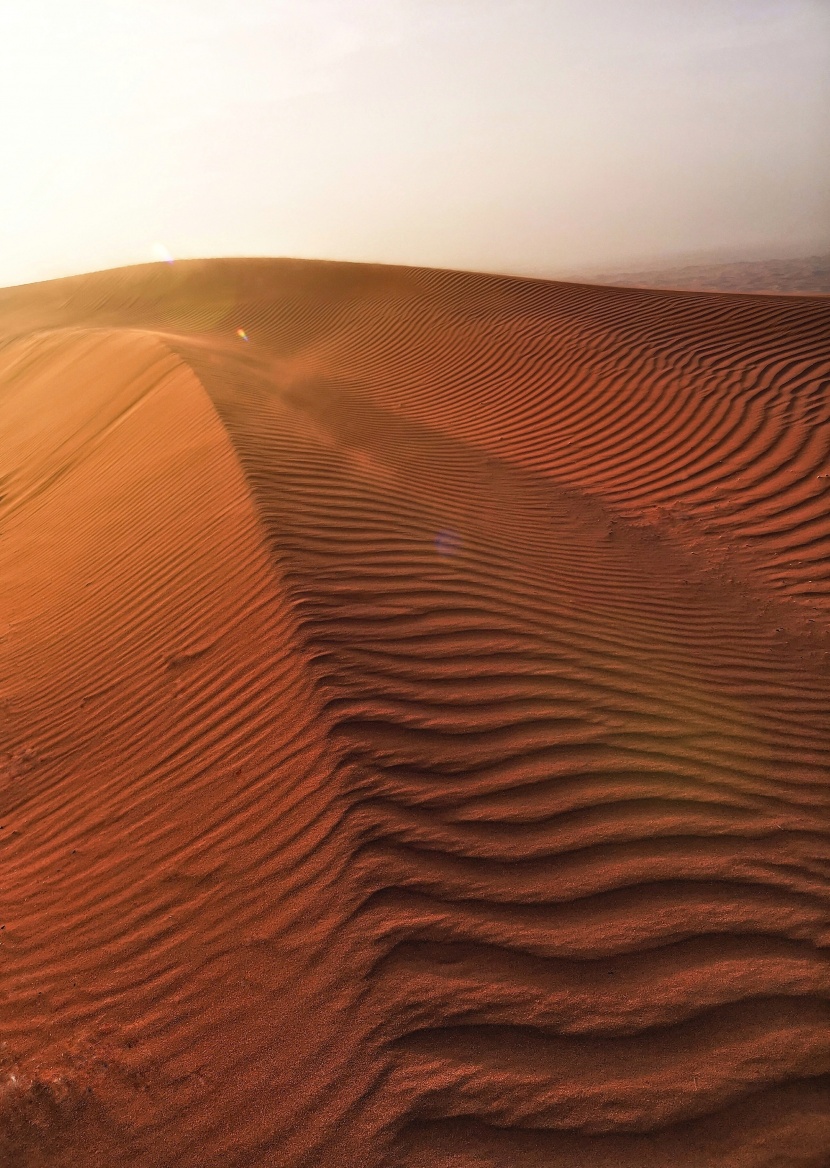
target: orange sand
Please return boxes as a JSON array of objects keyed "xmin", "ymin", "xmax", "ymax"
[{"xmin": 1, "ymin": 258, "xmax": 829, "ymax": 1167}]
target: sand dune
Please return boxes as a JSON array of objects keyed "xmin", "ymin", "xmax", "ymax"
[{"xmin": 1, "ymin": 258, "xmax": 829, "ymax": 1166}]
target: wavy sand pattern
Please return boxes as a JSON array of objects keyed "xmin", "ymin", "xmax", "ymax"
[{"xmin": 1, "ymin": 258, "xmax": 829, "ymax": 1166}]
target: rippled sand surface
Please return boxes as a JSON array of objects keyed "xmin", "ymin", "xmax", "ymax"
[{"xmin": 2, "ymin": 258, "xmax": 829, "ymax": 1167}]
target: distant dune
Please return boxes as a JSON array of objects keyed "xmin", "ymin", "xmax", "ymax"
[
  {"xmin": 587, "ymin": 254, "xmax": 830, "ymax": 294},
  {"xmin": 1, "ymin": 258, "xmax": 829, "ymax": 1167}
]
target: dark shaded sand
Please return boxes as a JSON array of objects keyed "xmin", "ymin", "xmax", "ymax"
[{"xmin": 1, "ymin": 258, "xmax": 829, "ymax": 1166}]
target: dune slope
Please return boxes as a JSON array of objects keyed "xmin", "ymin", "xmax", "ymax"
[{"xmin": 1, "ymin": 258, "xmax": 829, "ymax": 1167}]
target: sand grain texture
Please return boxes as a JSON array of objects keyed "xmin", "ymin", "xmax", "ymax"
[{"xmin": 1, "ymin": 258, "xmax": 829, "ymax": 1166}]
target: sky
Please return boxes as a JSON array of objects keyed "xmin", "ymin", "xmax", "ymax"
[{"xmin": 0, "ymin": 0, "xmax": 827, "ymax": 287}]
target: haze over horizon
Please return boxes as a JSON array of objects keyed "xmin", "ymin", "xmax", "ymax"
[{"xmin": 1, "ymin": 0, "xmax": 827, "ymax": 289}]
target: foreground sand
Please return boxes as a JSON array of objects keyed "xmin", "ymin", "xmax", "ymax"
[{"xmin": 1, "ymin": 258, "xmax": 828, "ymax": 1167}]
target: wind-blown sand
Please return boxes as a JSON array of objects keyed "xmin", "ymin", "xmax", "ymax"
[{"xmin": 1, "ymin": 258, "xmax": 829, "ymax": 1167}]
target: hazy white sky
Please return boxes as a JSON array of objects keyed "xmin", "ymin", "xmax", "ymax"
[{"xmin": 0, "ymin": 0, "xmax": 827, "ymax": 286}]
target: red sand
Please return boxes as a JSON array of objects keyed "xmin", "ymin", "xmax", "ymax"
[{"xmin": 1, "ymin": 258, "xmax": 829, "ymax": 1167}]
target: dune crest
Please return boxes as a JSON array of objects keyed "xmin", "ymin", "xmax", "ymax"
[{"xmin": 2, "ymin": 258, "xmax": 829, "ymax": 1166}]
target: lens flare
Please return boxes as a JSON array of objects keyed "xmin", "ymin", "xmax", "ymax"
[
  {"xmin": 236, "ymin": 328, "xmax": 249, "ymax": 341},
  {"xmin": 151, "ymin": 243, "xmax": 174, "ymax": 264},
  {"xmin": 435, "ymin": 529, "xmax": 461, "ymax": 555}
]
